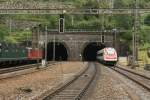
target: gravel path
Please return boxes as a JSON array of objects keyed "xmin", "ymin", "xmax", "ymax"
[{"xmin": 0, "ymin": 62, "xmax": 87, "ymax": 100}]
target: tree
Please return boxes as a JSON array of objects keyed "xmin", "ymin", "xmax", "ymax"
[{"xmin": 144, "ymin": 14, "xmax": 150, "ymax": 26}]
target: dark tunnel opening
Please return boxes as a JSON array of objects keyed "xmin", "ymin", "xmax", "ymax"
[
  {"xmin": 82, "ymin": 42, "xmax": 105, "ymax": 61},
  {"xmin": 44, "ymin": 42, "xmax": 68, "ymax": 61}
]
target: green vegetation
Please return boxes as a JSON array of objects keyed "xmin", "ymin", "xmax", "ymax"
[
  {"xmin": 0, "ymin": 0, "xmax": 149, "ymax": 50},
  {"xmin": 4, "ymin": 31, "xmax": 32, "ymax": 43},
  {"xmin": 138, "ymin": 49, "xmax": 150, "ymax": 66}
]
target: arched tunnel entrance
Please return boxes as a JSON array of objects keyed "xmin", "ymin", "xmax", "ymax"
[
  {"xmin": 82, "ymin": 42, "xmax": 105, "ymax": 61},
  {"xmin": 45, "ymin": 42, "xmax": 68, "ymax": 61}
]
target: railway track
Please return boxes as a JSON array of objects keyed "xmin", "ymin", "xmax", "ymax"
[
  {"xmin": 113, "ymin": 66, "xmax": 150, "ymax": 92},
  {"xmin": 0, "ymin": 61, "xmax": 56, "ymax": 75},
  {"xmin": 43, "ymin": 62, "xmax": 96, "ymax": 100}
]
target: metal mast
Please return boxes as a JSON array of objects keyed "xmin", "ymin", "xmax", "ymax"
[{"xmin": 132, "ymin": 0, "xmax": 139, "ymax": 66}]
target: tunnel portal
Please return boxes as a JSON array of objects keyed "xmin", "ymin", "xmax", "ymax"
[
  {"xmin": 46, "ymin": 42, "xmax": 68, "ymax": 61},
  {"xmin": 82, "ymin": 42, "xmax": 105, "ymax": 61}
]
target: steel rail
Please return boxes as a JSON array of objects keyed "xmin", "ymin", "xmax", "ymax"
[
  {"xmin": 113, "ymin": 66, "xmax": 150, "ymax": 92},
  {"xmin": 43, "ymin": 62, "xmax": 96, "ymax": 100},
  {"xmin": 0, "ymin": 61, "xmax": 56, "ymax": 74}
]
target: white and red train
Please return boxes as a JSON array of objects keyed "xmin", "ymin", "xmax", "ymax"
[{"xmin": 97, "ymin": 47, "xmax": 118, "ymax": 66}]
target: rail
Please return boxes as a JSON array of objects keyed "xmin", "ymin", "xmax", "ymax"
[
  {"xmin": 113, "ymin": 66, "xmax": 150, "ymax": 92},
  {"xmin": 0, "ymin": 61, "xmax": 56, "ymax": 75},
  {"xmin": 36, "ymin": 62, "xmax": 96, "ymax": 100}
]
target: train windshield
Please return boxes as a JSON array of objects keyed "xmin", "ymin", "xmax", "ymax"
[{"xmin": 105, "ymin": 48, "xmax": 116, "ymax": 55}]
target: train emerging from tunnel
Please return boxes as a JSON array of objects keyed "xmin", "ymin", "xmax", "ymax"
[{"xmin": 97, "ymin": 47, "xmax": 118, "ymax": 66}]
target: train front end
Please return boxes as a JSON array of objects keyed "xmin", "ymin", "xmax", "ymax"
[{"xmin": 103, "ymin": 47, "xmax": 118, "ymax": 65}]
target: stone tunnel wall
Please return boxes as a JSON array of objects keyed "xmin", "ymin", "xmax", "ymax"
[{"xmin": 39, "ymin": 34, "xmax": 115, "ymax": 61}]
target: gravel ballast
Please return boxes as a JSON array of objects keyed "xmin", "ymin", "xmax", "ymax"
[
  {"xmin": 0, "ymin": 62, "xmax": 87, "ymax": 100},
  {"xmin": 82, "ymin": 63, "xmax": 147, "ymax": 100}
]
